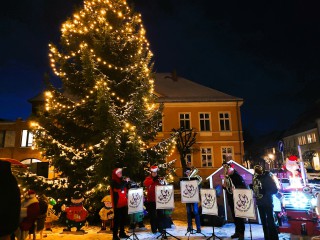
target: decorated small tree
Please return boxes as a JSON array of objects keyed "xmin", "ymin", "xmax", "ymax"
[{"xmin": 28, "ymin": 0, "xmax": 163, "ymax": 217}]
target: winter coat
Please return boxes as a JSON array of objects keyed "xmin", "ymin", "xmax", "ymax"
[
  {"xmin": 111, "ymin": 169, "xmax": 129, "ymax": 208},
  {"xmin": 253, "ymin": 171, "xmax": 278, "ymax": 206},
  {"xmin": 20, "ymin": 197, "xmax": 40, "ymax": 231},
  {"xmin": 143, "ymin": 175, "xmax": 161, "ymax": 202},
  {"xmin": 36, "ymin": 197, "xmax": 49, "ymax": 231},
  {"xmin": 99, "ymin": 206, "xmax": 114, "ymax": 221},
  {"xmin": 65, "ymin": 204, "xmax": 88, "ymax": 222},
  {"xmin": 224, "ymin": 170, "xmax": 247, "ymax": 203},
  {"xmin": 0, "ymin": 160, "xmax": 21, "ymax": 237}
]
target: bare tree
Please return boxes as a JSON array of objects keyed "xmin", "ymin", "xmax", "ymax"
[{"xmin": 172, "ymin": 127, "xmax": 197, "ymax": 174}]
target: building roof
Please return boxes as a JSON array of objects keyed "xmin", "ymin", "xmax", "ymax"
[
  {"xmin": 27, "ymin": 73, "xmax": 243, "ymax": 105},
  {"xmin": 282, "ymin": 99, "xmax": 320, "ymax": 138},
  {"xmin": 206, "ymin": 160, "xmax": 252, "ymax": 180},
  {"xmin": 154, "ymin": 73, "xmax": 243, "ymax": 103},
  {"xmin": 28, "ymin": 92, "xmax": 45, "ymax": 103}
]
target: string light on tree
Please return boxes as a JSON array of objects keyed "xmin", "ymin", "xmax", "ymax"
[{"xmin": 19, "ymin": 0, "xmax": 164, "ymax": 219}]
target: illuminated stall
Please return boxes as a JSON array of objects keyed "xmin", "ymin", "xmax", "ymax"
[{"xmin": 278, "ymin": 155, "xmax": 320, "ymax": 236}]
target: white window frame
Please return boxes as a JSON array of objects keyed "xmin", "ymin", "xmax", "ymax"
[
  {"xmin": 221, "ymin": 146, "xmax": 234, "ymax": 162},
  {"xmin": 179, "ymin": 112, "xmax": 191, "ymax": 130},
  {"xmin": 219, "ymin": 112, "xmax": 231, "ymax": 131},
  {"xmin": 199, "ymin": 112, "xmax": 211, "ymax": 131},
  {"xmin": 21, "ymin": 130, "xmax": 34, "ymax": 147},
  {"xmin": 201, "ymin": 147, "xmax": 213, "ymax": 167}
]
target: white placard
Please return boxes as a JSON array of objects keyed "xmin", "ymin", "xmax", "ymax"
[
  {"xmin": 128, "ymin": 188, "xmax": 144, "ymax": 214},
  {"xmin": 233, "ymin": 189, "xmax": 256, "ymax": 220},
  {"xmin": 156, "ymin": 185, "xmax": 174, "ymax": 209},
  {"xmin": 200, "ymin": 188, "xmax": 218, "ymax": 215},
  {"xmin": 180, "ymin": 180, "xmax": 199, "ymax": 203}
]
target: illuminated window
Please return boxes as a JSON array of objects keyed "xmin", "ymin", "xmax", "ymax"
[
  {"xmin": 298, "ymin": 136, "xmax": 307, "ymax": 145},
  {"xmin": 201, "ymin": 147, "xmax": 212, "ymax": 167},
  {"xmin": 222, "ymin": 147, "xmax": 233, "ymax": 162},
  {"xmin": 307, "ymin": 133, "xmax": 317, "ymax": 143},
  {"xmin": 199, "ymin": 113, "xmax": 211, "ymax": 131},
  {"xmin": 179, "ymin": 113, "xmax": 190, "ymax": 129},
  {"xmin": 312, "ymin": 133, "xmax": 317, "ymax": 143},
  {"xmin": 21, "ymin": 130, "xmax": 33, "ymax": 147},
  {"xmin": 219, "ymin": 112, "xmax": 231, "ymax": 131}
]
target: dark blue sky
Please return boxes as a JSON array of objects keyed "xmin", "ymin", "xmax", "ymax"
[{"xmin": 1, "ymin": 0, "xmax": 320, "ymax": 140}]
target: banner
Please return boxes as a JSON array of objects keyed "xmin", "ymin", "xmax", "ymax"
[
  {"xmin": 180, "ymin": 180, "xmax": 199, "ymax": 203},
  {"xmin": 233, "ymin": 189, "xmax": 256, "ymax": 220},
  {"xmin": 156, "ymin": 185, "xmax": 174, "ymax": 209},
  {"xmin": 200, "ymin": 188, "xmax": 218, "ymax": 215},
  {"xmin": 128, "ymin": 188, "xmax": 144, "ymax": 214}
]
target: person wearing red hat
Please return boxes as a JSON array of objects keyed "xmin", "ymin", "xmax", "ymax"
[
  {"xmin": 111, "ymin": 168, "xmax": 130, "ymax": 240},
  {"xmin": 143, "ymin": 165, "xmax": 165, "ymax": 234},
  {"xmin": 16, "ymin": 190, "xmax": 40, "ymax": 240}
]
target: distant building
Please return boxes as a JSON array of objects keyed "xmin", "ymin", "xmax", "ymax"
[
  {"xmin": 282, "ymin": 100, "xmax": 320, "ymax": 170},
  {"xmin": 0, "ymin": 73, "xmax": 245, "ymax": 179}
]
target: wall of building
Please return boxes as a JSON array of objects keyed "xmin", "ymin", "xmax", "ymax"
[
  {"xmin": 155, "ymin": 101, "xmax": 244, "ymax": 179},
  {"xmin": 0, "ymin": 118, "xmax": 42, "ymax": 161}
]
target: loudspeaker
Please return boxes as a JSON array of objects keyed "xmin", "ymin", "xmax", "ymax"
[{"xmin": 30, "ymin": 162, "xmax": 49, "ymax": 178}]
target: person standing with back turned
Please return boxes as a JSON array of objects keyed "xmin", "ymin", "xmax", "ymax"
[
  {"xmin": 222, "ymin": 162, "xmax": 246, "ymax": 240},
  {"xmin": 252, "ymin": 165, "xmax": 279, "ymax": 240}
]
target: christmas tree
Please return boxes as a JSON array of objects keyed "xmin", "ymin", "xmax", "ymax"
[{"xmin": 29, "ymin": 0, "xmax": 163, "ymax": 216}]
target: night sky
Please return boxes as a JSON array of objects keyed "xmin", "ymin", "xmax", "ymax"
[{"xmin": 1, "ymin": 0, "xmax": 320, "ymax": 140}]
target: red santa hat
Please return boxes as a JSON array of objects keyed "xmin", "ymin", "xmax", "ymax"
[
  {"xmin": 115, "ymin": 168, "xmax": 122, "ymax": 174},
  {"xmin": 27, "ymin": 190, "xmax": 36, "ymax": 198},
  {"xmin": 288, "ymin": 155, "xmax": 298, "ymax": 161},
  {"xmin": 150, "ymin": 165, "xmax": 158, "ymax": 172}
]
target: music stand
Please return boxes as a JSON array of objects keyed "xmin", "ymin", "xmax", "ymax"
[
  {"xmin": 155, "ymin": 185, "xmax": 180, "ymax": 240},
  {"xmin": 205, "ymin": 215, "xmax": 222, "ymax": 240},
  {"xmin": 233, "ymin": 189, "xmax": 256, "ymax": 240},
  {"xmin": 199, "ymin": 188, "xmax": 222, "ymax": 240},
  {"xmin": 126, "ymin": 223, "xmax": 139, "ymax": 240},
  {"xmin": 185, "ymin": 228, "xmax": 206, "ymax": 240},
  {"xmin": 127, "ymin": 188, "xmax": 144, "ymax": 240},
  {"xmin": 180, "ymin": 178, "xmax": 206, "ymax": 239},
  {"xmin": 156, "ymin": 225, "xmax": 180, "ymax": 240}
]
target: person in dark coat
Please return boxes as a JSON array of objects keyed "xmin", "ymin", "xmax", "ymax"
[
  {"xmin": 252, "ymin": 165, "xmax": 279, "ymax": 240},
  {"xmin": 222, "ymin": 162, "xmax": 247, "ymax": 240},
  {"xmin": 111, "ymin": 168, "xmax": 130, "ymax": 240},
  {"xmin": 0, "ymin": 160, "xmax": 21, "ymax": 240}
]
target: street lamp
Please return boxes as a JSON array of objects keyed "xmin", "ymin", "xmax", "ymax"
[{"xmin": 264, "ymin": 153, "xmax": 275, "ymax": 170}]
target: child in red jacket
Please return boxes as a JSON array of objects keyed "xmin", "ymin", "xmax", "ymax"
[{"xmin": 111, "ymin": 168, "xmax": 130, "ymax": 240}]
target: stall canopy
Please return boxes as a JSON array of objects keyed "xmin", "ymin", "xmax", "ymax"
[{"xmin": 0, "ymin": 158, "xmax": 27, "ymax": 168}]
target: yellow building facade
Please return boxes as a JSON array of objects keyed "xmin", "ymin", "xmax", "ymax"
[{"xmin": 153, "ymin": 73, "xmax": 244, "ymax": 179}]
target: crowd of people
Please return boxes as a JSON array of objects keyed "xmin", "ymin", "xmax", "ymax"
[{"xmin": 0, "ymin": 158, "xmax": 281, "ymax": 240}]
